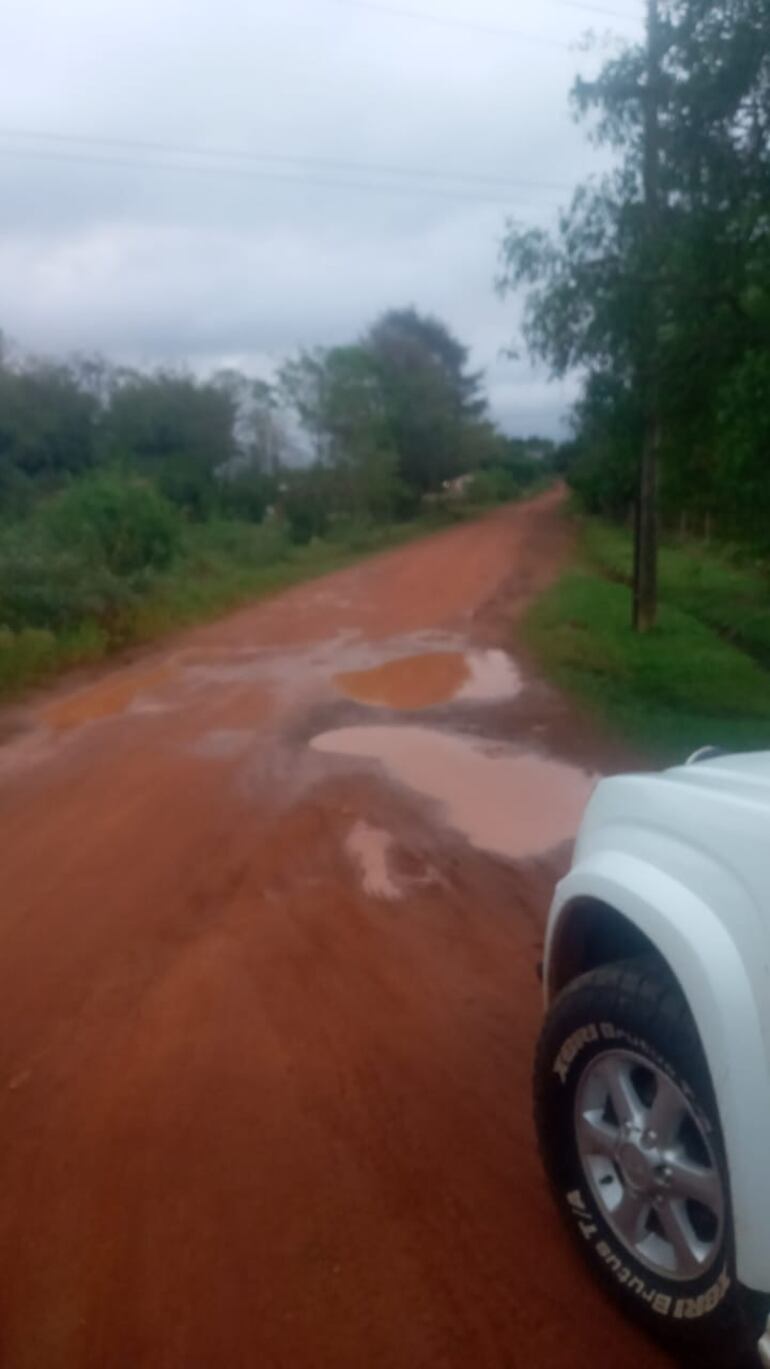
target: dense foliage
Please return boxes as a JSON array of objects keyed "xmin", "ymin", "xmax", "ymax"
[
  {"xmin": 0, "ymin": 310, "xmax": 548, "ymax": 694},
  {"xmin": 500, "ymin": 0, "xmax": 770, "ymax": 547}
]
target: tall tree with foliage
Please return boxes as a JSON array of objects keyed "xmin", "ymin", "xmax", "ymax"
[
  {"xmin": 103, "ymin": 369, "xmax": 238, "ymax": 517},
  {"xmin": 499, "ymin": 0, "xmax": 770, "ymax": 614},
  {"xmin": 365, "ymin": 309, "xmax": 486, "ymax": 494},
  {"xmin": 279, "ymin": 345, "xmax": 404, "ymax": 520},
  {"xmin": 0, "ymin": 350, "xmax": 98, "ymax": 511}
]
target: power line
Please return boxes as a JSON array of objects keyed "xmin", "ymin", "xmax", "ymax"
[
  {"xmin": 320, "ymin": 0, "xmax": 641, "ymax": 42},
  {"xmin": 312, "ymin": 1, "xmax": 570, "ymax": 46},
  {"xmin": 0, "ymin": 127, "xmax": 573, "ymax": 196},
  {"xmin": 542, "ymin": 0, "xmax": 643, "ymax": 17},
  {"xmin": 0, "ymin": 143, "xmax": 562, "ymax": 212},
  {"xmin": 330, "ymin": 0, "xmax": 643, "ymax": 25}
]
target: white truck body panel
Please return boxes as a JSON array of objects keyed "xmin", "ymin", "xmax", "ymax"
[{"xmin": 545, "ymin": 754, "xmax": 770, "ymax": 1292}]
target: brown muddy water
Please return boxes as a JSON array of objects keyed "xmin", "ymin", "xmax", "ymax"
[{"xmin": 334, "ymin": 649, "xmax": 520, "ymax": 711}]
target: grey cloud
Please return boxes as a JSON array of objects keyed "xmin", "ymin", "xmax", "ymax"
[{"xmin": 1, "ymin": 0, "xmax": 639, "ymax": 431}]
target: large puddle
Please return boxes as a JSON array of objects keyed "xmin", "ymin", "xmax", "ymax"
[
  {"xmin": 335, "ymin": 649, "xmax": 520, "ymax": 711},
  {"xmin": 312, "ymin": 725, "xmax": 596, "ymax": 860}
]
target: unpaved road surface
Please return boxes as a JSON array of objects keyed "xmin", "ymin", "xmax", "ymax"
[{"xmin": 0, "ymin": 490, "xmax": 667, "ymax": 1369}]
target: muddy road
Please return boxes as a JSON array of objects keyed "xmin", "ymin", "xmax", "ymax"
[{"xmin": 0, "ymin": 490, "xmax": 666, "ymax": 1369}]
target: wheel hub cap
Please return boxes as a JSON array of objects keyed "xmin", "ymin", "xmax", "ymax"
[
  {"xmin": 617, "ymin": 1137, "xmax": 653, "ymax": 1191},
  {"xmin": 574, "ymin": 1049, "xmax": 725, "ymax": 1283}
]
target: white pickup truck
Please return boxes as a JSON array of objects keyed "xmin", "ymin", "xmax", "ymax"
[{"xmin": 536, "ymin": 751, "xmax": 770, "ymax": 1368}]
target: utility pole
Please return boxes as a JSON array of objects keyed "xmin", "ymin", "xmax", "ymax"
[{"xmin": 633, "ymin": 0, "xmax": 662, "ymax": 633}]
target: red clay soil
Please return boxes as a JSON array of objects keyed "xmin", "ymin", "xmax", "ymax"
[{"xmin": 0, "ymin": 490, "xmax": 668, "ymax": 1369}]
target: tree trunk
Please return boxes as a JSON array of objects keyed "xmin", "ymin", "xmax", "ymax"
[
  {"xmin": 634, "ymin": 412, "xmax": 659, "ymax": 633},
  {"xmin": 632, "ymin": 0, "xmax": 662, "ymax": 633}
]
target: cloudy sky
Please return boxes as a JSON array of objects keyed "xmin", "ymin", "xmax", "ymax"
[{"xmin": 0, "ymin": 0, "xmax": 643, "ymax": 436}]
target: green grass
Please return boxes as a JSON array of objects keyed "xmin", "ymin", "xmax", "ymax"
[
  {"xmin": 0, "ymin": 512, "xmax": 455, "ymax": 701},
  {"xmin": 524, "ymin": 522, "xmax": 770, "ymax": 761},
  {"xmin": 586, "ymin": 521, "xmax": 770, "ymax": 670}
]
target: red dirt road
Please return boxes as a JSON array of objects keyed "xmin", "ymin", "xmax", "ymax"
[{"xmin": 0, "ymin": 491, "xmax": 667, "ymax": 1369}]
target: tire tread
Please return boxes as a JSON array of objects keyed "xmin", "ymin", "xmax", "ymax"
[{"xmin": 534, "ymin": 956, "xmax": 768, "ymax": 1368}]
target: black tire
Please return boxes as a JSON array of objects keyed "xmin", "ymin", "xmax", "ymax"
[{"xmin": 533, "ymin": 957, "xmax": 769, "ymax": 1368}]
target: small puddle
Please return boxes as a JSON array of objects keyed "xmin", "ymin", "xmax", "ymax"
[
  {"xmin": 345, "ymin": 821, "xmax": 402, "ymax": 901},
  {"xmin": 312, "ymin": 726, "xmax": 596, "ymax": 861},
  {"xmin": 335, "ymin": 649, "xmax": 520, "ymax": 711},
  {"xmin": 43, "ymin": 666, "xmax": 174, "ymax": 731},
  {"xmin": 458, "ymin": 650, "xmax": 522, "ymax": 703},
  {"xmin": 192, "ymin": 729, "xmax": 256, "ymax": 760},
  {"xmin": 336, "ymin": 652, "xmax": 469, "ymax": 710}
]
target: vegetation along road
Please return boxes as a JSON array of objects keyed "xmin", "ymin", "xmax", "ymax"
[{"xmin": 0, "ymin": 489, "xmax": 670, "ymax": 1369}]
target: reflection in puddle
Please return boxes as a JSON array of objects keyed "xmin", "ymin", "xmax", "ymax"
[
  {"xmin": 458, "ymin": 650, "xmax": 521, "ymax": 702},
  {"xmin": 335, "ymin": 649, "xmax": 520, "ymax": 711},
  {"xmin": 345, "ymin": 821, "xmax": 402, "ymax": 901},
  {"xmin": 312, "ymin": 726, "xmax": 596, "ymax": 860}
]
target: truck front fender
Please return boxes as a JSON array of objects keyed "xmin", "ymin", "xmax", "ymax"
[{"xmin": 548, "ymin": 849, "xmax": 770, "ymax": 1292}]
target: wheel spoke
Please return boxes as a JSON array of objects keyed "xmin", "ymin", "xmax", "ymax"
[
  {"xmin": 658, "ymin": 1199, "xmax": 705, "ymax": 1278},
  {"xmin": 612, "ymin": 1189, "xmax": 650, "ymax": 1246},
  {"xmin": 666, "ymin": 1155, "xmax": 723, "ymax": 1216},
  {"xmin": 600, "ymin": 1057, "xmax": 643, "ymax": 1129},
  {"xmin": 647, "ymin": 1073, "xmax": 686, "ymax": 1147},
  {"xmin": 577, "ymin": 1110, "xmax": 618, "ymax": 1159}
]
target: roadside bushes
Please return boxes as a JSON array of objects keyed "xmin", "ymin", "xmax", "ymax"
[
  {"xmin": 465, "ymin": 462, "xmax": 545, "ymax": 507},
  {"xmin": 467, "ymin": 466, "xmax": 520, "ymax": 505},
  {"xmin": 0, "ymin": 473, "xmax": 180, "ymax": 649},
  {"xmin": 0, "ymin": 529, "xmax": 132, "ymax": 633},
  {"xmin": 43, "ymin": 473, "xmax": 181, "ymax": 577}
]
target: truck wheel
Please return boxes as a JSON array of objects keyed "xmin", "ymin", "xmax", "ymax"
[{"xmin": 534, "ymin": 957, "xmax": 769, "ymax": 1367}]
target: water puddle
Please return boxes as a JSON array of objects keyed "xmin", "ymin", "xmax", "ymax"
[
  {"xmin": 192, "ymin": 729, "xmax": 256, "ymax": 761},
  {"xmin": 312, "ymin": 726, "xmax": 596, "ymax": 861},
  {"xmin": 335, "ymin": 649, "xmax": 520, "ymax": 711},
  {"xmin": 336, "ymin": 652, "xmax": 469, "ymax": 710},
  {"xmin": 458, "ymin": 650, "xmax": 521, "ymax": 703},
  {"xmin": 43, "ymin": 666, "xmax": 175, "ymax": 731},
  {"xmin": 345, "ymin": 821, "xmax": 402, "ymax": 901}
]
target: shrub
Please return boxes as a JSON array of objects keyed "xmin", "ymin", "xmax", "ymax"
[
  {"xmin": 44, "ymin": 473, "xmax": 181, "ymax": 577},
  {"xmin": 154, "ymin": 455, "xmax": 218, "ymax": 521},
  {"xmin": 0, "ymin": 626, "xmax": 59, "ymax": 692},
  {"xmin": 218, "ymin": 469, "xmax": 276, "ymax": 523},
  {"xmin": 467, "ymin": 466, "xmax": 519, "ymax": 505},
  {"xmin": 284, "ymin": 489, "xmax": 329, "ymax": 545},
  {"xmin": 0, "ymin": 529, "xmax": 133, "ymax": 632},
  {"xmin": 183, "ymin": 518, "xmax": 291, "ymax": 570}
]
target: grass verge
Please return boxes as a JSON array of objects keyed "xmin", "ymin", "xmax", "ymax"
[
  {"xmin": 523, "ymin": 520, "xmax": 770, "ymax": 761},
  {"xmin": 586, "ymin": 521, "xmax": 770, "ymax": 669}
]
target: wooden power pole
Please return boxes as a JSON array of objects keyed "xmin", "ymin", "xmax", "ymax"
[{"xmin": 633, "ymin": 0, "xmax": 662, "ymax": 633}]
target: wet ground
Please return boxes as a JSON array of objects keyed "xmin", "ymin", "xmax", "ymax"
[{"xmin": 0, "ymin": 489, "xmax": 665, "ymax": 1369}]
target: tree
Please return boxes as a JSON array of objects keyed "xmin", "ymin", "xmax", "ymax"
[
  {"xmin": 498, "ymin": 0, "xmax": 770, "ymax": 595},
  {"xmin": 213, "ymin": 372, "xmax": 289, "ymax": 475},
  {"xmin": 280, "ymin": 345, "xmax": 405, "ymax": 520},
  {"xmin": 0, "ymin": 354, "xmax": 98, "ymax": 512},
  {"xmin": 103, "ymin": 369, "xmax": 237, "ymax": 517},
  {"xmin": 365, "ymin": 308, "xmax": 486, "ymax": 493}
]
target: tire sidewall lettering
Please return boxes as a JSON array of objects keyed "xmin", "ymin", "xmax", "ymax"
[
  {"xmin": 555, "ymin": 1018, "xmax": 728, "ymax": 1322},
  {"xmin": 553, "ymin": 1019, "xmax": 711, "ymax": 1136},
  {"xmin": 565, "ymin": 1187, "xmax": 731, "ymax": 1321}
]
